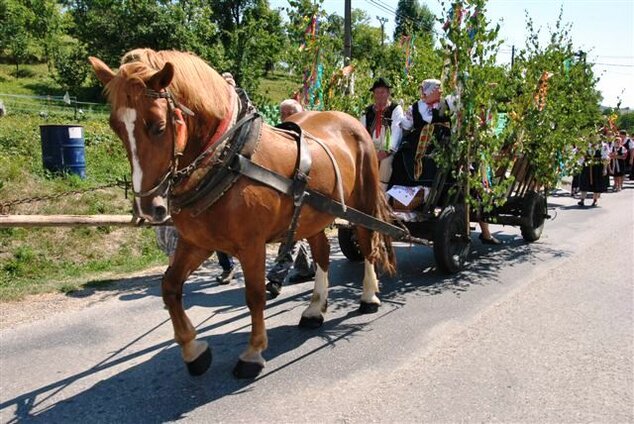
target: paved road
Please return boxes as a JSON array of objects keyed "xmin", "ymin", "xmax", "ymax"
[{"xmin": 1, "ymin": 185, "xmax": 633, "ymax": 423}]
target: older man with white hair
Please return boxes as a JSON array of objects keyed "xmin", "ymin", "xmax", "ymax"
[{"xmin": 279, "ymin": 98, "xmax": 303, "ymax": 121}]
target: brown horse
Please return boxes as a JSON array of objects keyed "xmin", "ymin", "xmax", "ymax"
[{"xmin": 89, "ymin": 48, "xmax": 395, "ymax": 379}]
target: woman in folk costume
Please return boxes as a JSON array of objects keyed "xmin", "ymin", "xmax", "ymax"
[
  {"xmin": 360, "ymin": 77, "xmax": 405, "ymax": 192},
  {"xmin": 578, "ymin": 136, "xmax": 611, "ymax": 207},
  {"xmin": 609, "ymin": 134, "xmax": 628, "ymax": 192},
  {"xmin": 391, "ymin": 79, "xmax": 455, "ymax": 187},
  {"xmin": 392, "ymin": 78, "xmax": 501, "ymax": 244}
]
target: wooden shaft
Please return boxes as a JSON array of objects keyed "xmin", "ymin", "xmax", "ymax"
[{"xmin": 0, "ymin": 215, "xmax": 167, "ymax": 228}]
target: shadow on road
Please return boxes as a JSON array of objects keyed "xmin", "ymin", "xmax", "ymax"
[{"xmin": 1, "ymin": 232, "xmax": 570, "ymax": 423}]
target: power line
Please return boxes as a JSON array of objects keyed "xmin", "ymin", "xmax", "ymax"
[
  {"xmin": 367, "ymin": 0, "xmax": 438, "ymax": 36},
  {"xmin": 592, "ymin": 54, "xmax": 634, "ymax": 59},
  {"xmin": 593, "ymin": 62, "xmax": 634, "ymax": 68}
]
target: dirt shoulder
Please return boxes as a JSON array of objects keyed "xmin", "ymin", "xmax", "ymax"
[{"xmin": 0, "ymin": 266, "xmax": 165, "ymax": 330}]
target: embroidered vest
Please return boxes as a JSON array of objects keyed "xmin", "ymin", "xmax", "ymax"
[{"xmin": 364, "ymin": 102, "xmax": 399, "ymax": 136}]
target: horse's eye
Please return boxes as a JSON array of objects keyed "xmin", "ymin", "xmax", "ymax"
[{"xmin": 147, "ymin": 121, "xmax": 166, "ymax": 136}]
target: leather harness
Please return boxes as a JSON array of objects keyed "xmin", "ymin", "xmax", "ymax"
[{"xmin": 146, "ymin": 86, "xmax": 421, "ymax": 250}]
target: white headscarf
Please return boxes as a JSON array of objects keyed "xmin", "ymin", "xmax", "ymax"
[{"xmin": 421, "ymin": 79, "xmax": 441, "ymax": 96}]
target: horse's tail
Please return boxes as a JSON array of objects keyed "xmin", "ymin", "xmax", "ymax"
[
  {"xmin": 355, "ymin": 121, "xmax": 396, "ymax": 275},
  {"xmin": 370, "ymin": 187, "xmax": 397, "ymax": 276}
]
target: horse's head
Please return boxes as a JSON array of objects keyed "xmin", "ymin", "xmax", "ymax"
[{"xmin": 89, "ymin": 56, "xmax": 181, "ymax": 223}]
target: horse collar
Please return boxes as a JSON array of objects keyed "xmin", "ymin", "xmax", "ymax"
[{"xmin": 203, "ymin": 85, "xmax": 238, "ymax": 151}]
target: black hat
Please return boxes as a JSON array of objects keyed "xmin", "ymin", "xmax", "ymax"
[{"xmin": 369, "ymin": 77, "xmax": 391, "ymax": 91}]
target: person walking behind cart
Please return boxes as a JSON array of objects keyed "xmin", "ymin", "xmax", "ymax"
[
  {"xmin": 624, "ymin": 131, "xmax": 634, "ymax": 181},
  {"xmin": 610, "ymin": 134, "xmax": 628, "ymax": 192},
  {"xmin": 578, "ymin": 140, "xmax": 610, "ymax": 207},
  {"xmin": 266, "ymin": 99, "xmax": 316, "ymax": 298},
  {"xmin": 360, "ymin": 77, "xmax": 405, "ymax": 192}
]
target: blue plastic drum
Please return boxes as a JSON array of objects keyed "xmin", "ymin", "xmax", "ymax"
[{"xmin": 40, "ymin": 125, "xmax": 86, "ymax": 179}]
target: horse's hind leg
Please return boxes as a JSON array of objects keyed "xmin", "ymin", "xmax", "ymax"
[
  {"xmin": 233, "ymin": 244, "xmax": 268, "ymax": 379},
  {"xmin": 355, "ymin": 227, "xmax": 381, "ymax": 314},
  {"xmin": 162, "ymin": 242, "xmax": 213, "ymax": 376},
  {"xmin": 299, "ymin": 230, "xmax": 330, "ymax": 328}
]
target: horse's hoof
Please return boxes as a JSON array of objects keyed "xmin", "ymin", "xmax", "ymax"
[
  {"xmin": 359, "ymin": 301, "xmax": 380, "ymax": 314},
  {"xmin": 186, "ymin": 346, "xmax": 212, "ymax": 376},
  {"xmin": 298, "ymin": 315, "xmax": 324, "ymax": 329},
  {"xmin": 233, "ymin": 359, "xmax": 264, "ymax": 379}
]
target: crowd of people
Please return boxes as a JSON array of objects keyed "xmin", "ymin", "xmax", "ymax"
[
  {"xmin": 572, "ymin": 129, "xmax": 633, "ymax": 207},
  {"xmin": 154, "ymin": 74, "xmax": 632, "ymax": 292}
]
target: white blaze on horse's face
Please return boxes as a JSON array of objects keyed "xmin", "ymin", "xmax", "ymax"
[
  {"xmin": 117, "ymin": 106, "xmax": 169, "ymax": 223},
  {"xmin": 118, "ymin": 107, "xmax": 145, "ymax": 218},
  {"xmin": 118, "ymin": 108, "xmax": 142, "ymax": 191}
]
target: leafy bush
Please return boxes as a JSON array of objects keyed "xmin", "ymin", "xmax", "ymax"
[{"xmin": 53, "ymin": 44, "xmax": 89, "ymax": 95}]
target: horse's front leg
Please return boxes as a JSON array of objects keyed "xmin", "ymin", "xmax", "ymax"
[
  {"xmin": 355, "ymin": 227, "xmax": 381, "ymax": 314},
  {"xmin": 299, "ymin": 231, "xmax": 330, "ymax": 329},
  {"xmin": 162, "ymin": 242, "xmax": 212, "ymax": 376},
  {"xmin": 233, "ymin": 244, "xmax": 268, "ymax": 379}
]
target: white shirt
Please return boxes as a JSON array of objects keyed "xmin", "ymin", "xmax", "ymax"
[
  {"xmin": 360, "ymin": 103, "xmax": 405, "ymax": 153},
  {"xmin": 401, "ymin": 95, "xmax": 458, "ymax": 131}
]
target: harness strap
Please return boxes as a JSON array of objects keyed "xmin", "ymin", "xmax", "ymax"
[
  {"xmin": 274, "ymin": 122, "xmax": 312, "ymax": 256},
  {"xmin": 170, "ymin": 113, "xmax": 262, "ymax": 214},
  {"xmin": 232, "ymin": 155, "xmax": 417, "ymax": 242},
  {"xmin": 303, "ymin": 131, "xmax": 347, "ymax": 212}
]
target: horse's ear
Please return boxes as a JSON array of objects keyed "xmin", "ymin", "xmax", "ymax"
[
  {"xmin": 147, "ymin": 62, "xmax": 174, "ymax": 91},
  {"xmin": 89, "ymin": 56, "xmax": 115, "ymax": 86}
]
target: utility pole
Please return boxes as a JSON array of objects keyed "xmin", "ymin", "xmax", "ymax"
[
  {"xmin": 511, "ymin": 45, "xmax": 515, "ymax": 68},
  {"xmin": 377, "ymin": 16, "xmax": 388, "ymax": 46},
  {"xmin": 344, "ymin": 0, "xmax": 352, "ymax": 65}
]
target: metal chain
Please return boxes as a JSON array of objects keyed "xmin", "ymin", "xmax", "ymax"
[{"xmin": 0, "ymin": 178, "xmax": 132, "ymax": 214}]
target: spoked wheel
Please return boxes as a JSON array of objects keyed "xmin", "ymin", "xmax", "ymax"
[
  {"xmin": 520, "ymin": 191, "xmax": 547, "ymax": 242},
  {"xmin": 337, "ymin": 225, "xmax": 364, "ymax": 262},
  {"xmin": 433, "ymin": 204, "xmax": 471, "ymax": 274}
]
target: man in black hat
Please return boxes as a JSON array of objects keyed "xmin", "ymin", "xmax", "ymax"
[{"xmin": 360, "ymin": 77, "xmax": 405, "ymax": 191}]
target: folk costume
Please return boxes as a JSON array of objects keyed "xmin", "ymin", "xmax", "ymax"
[
  {"xmin": 610, "ymin": 142, "xmax": 628, "ymax": 178},
  {"xmin": 578, "ymin": 143, "xmax": 610, "ymax": 194},
  {"xmin": 360, "ymin": 78, "xmax": 404, "ymax": 191},
  {"xmin": 390, "ymin": 79, "xmax": 455, "ymax": 187}
]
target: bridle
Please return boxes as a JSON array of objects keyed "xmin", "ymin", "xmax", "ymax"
[{"xmin": 131, "ymin": 88, "xmax": 194, "ymax": 198}]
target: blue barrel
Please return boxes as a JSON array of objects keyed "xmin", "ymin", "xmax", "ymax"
[{"xmin": 40, "ymin": 125, "xmax": 86, "ymax": 179}]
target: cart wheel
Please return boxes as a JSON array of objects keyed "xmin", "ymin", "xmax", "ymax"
[
  {"xmin": 337, "ymin": 226, "xmax": 364, "ymax": 262},
  {"xmin": 433, "ymin": 204, "xmax": 471, "ymax": 274},
  {"xmin": 520, "ymin": 191, "xmax": 546, "ymax": 242}
]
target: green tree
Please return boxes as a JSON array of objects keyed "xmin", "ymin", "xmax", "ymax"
[
  {"xmin": 53, "ymin": 43, "xmax": 89, "ymax": 95},
  {"xmin": 617, "ymin": 111, "xmax": 634, "ymax": 133},
  {"xmin": 394, "ymin": 0, "xmax": 435, "ymax": 42},
  {"xmin": 438, "ymin": 0, "xmax": 510, "ymax": 212},
  {"xmin": 64, "ymin": 0, "xmax": 223, "ymax": 66},
  {"xmin": 350, "ymin": 9, "xmax": 382, "ymax": 70},
  {"xmin": 208, "ymin": 0, "xmax": 284, "ymax": 92},
  {"xmin": 0, "ymin": 0, "xmax": 40, "ymax": 75},
  {"xmin": 504, "ymin": 9, "xmax": 602, "ymax": 189},
  {"xmin": 30, "ymin": 0, "xmax": 64, "ymax": 72}
]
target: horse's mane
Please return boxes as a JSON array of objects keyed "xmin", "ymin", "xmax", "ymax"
[{"xmin": 104, "ymin": 48, "xmax": 228, "ymax": 120}]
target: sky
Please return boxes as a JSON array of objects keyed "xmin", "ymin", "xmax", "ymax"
[{"xmin": 269, "ymin": 0, "xmax": 634, "ymax": 109}]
